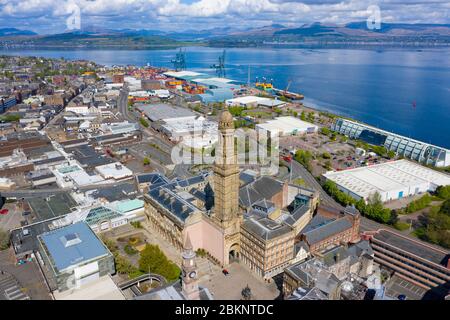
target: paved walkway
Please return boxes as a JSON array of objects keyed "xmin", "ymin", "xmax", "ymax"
[{"xmin": 199, "ymin": 263, "xmax": 279, "ymax": 300}]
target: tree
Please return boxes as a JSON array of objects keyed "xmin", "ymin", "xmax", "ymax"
[
  {"xmin": 139, "ymin": 244, "xmax": 181, "ymax": 282},
  {"xmin": 436, "ymin": 185, "xmax": 450, "ymax": 200},
  {"xmin": 320, "ymin": 127, "xmax": 331, "ymax": 136},
  {"xmin": 322, "ymin": 152, "xmax": 331, "ymax": 159},
  {"xmin": 294, "ymin": 150, "xmax": 313, "ymax": 172},
  {"xmin": 139, "ymin": 118, "xmax": 149, "ymax": 128},
  {"xmin": 0, "ymin": 228, "xmax": 9, "ymax": 250},
  {"xmin": 387, "ymin": 150, "xmax": 396, "ymax": 159},
  {"xmin": 440, "ymin": 199, "xmax": 450, "ymax": 215},
  {"xmin": 300, "ymin": 111, "xmax": 306, "ymax": 121},
  {"xmin": 143, "ymin": 157, "xmax": 151, "ymax": 166}
]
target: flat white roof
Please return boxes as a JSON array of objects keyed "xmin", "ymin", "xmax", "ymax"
[
  {"xmin": 164, "ymin": 71, "xmax": 202, "ymax": 78},
  {"xmin": 226, "ymin": 95, "xmax": 269, "ymax": 105},
  {"xmin": 95, "ymin": 162, "xmax": 133, "ymax": 180},
  {"xmin": 323, "ymin": 159, "xmax": 450, "ymax": 198},
  {"xmin": 256, "ymin": 116, "xmax": 318, "ymax": 134}
]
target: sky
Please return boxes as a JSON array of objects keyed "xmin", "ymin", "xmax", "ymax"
[{"xmin": 0, "ymin": 0, "xmax": 449, "ymax": 34}]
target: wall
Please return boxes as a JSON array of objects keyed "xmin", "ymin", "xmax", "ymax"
[{"xmin": 185, "ymin": 217, "xmax": 225, "ymax": 265}]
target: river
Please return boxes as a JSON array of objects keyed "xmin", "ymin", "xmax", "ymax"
[{"xmin": 2, "ymin": 47, "xmax": 449, "ymax": 148}]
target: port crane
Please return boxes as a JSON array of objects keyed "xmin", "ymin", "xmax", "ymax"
[
  {"xmin": 211, "ymin": 50, "xmax": 226, "ymax": 78},
  {"xmin": 284, "ymin": 79, "xmax": 292, "ymax": 94},
  {"xmin": 171, "ymin": 48, "xmax": 186, "ymax": 71}
]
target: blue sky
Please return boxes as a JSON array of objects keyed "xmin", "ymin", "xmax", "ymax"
[{"xmin": 0, "ymin": 0, "xmax": 449, "ymax": 34}]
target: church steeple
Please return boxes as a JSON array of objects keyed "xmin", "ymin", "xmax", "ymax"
[{"xmin": 181, "ymin": 233, "xmax": 200, "ymax": 300}]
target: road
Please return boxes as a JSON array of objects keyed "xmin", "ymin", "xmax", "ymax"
[
  {"xmin": 1, "ymin": 179, "xmax": 136, "ymax": 199},
  {"xmin": 287, "ymin": 159, "xmax": 344, "ymax": 211},
  {"xmin": 118, "ymin": 85, "xmax": 181, "ymax": 175}
]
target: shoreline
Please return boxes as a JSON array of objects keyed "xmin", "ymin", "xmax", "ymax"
[{"xmin": 4, "ymin": 51, "xmax": 449, "ymax": 151}]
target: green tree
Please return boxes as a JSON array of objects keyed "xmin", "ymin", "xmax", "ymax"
[
  {"xmin": 139, "ymin": 244, "xmax": 181, "ymax": 282},
  {"xmin": 322, "ymin": 152, "xmax": 331, "ymax": 159},
  {"xmin": 320, "ymin": 127, "xmax": 331, "ymax": 136},
  {"xmin": 0, "ymin": 228, "xmax": 9, "ymax": 250},
  {"xmin": 139, "ymin": 118, "xmax": 149, "ymax": 128},
  {"xmin": 440, "ymin": 199, "xmax": 450, "ymax": 215},
  {"xmin": 300, "ymin": 111, "xmax": 306, "ymax": 121},
  {"xmin": 436, "ymin": 185, "xmax": 450, "ymax": 200},
  {"xmin": 143, "ymin": 157, "xmax": 151, "ymax": 166},
  {"xmin": 387, "ymin": 150, "xmax": 396, "ymax": 159},
  {"xmin": 294, "ymin": 150, "xmax": 313, "ymax": 172}
]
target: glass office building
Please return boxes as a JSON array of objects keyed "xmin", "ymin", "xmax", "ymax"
[{"xmin": 332, "ymin": 118, "xmax": 450, "ymax": 167}]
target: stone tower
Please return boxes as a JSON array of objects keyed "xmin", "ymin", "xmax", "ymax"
[
  {"xmin": 213, "ymin": 110, "xmax": 240, "ymax": 225},
  {"xmin": 181, "ymin": 233, "xmax": 200, "ymax": 300},
  {"xmin": 212, "ymin": 109, "xmax": 242, "ymax": 265}
]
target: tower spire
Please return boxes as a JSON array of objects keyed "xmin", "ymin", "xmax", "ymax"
[{"xmin": 181, "ymin": 232, "xmax": 200, "ymax": 300}]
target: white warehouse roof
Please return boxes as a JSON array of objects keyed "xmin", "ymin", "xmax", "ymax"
[
  {"xmin": 164, "ymin": 71, "xmax": 202, "ymax": 78},
  {"xmin": 95, "ymin": 162, "xmax": 133, "ymax": 180},
  {"xmin": 226, "ymin": 95, "xmax": 271, "ymax": 106},
  {"xmin": 256, "ymin": 116, "xmax": 318, "ymax": 136},
  {"xmin": 323, "ymin": 159, "xmax": 450, "ymax": 201}
]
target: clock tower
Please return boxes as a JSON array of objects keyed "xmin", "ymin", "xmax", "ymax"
[
  {"xmin": 181, "ymin": 233, "xmax": 200, "ymax": 300},
  {"xmin": 212, "ymin": 109, "xmax": 242, "ymax": 266}
]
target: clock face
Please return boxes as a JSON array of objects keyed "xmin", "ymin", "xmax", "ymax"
[{"xmin": 189, "ymin": 271, "xmax": 197, "ymax": 279}]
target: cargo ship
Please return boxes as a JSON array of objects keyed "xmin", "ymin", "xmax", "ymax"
[{"xmin": 273, "ymin": 88, "xmax": 304, "ymax": 101}]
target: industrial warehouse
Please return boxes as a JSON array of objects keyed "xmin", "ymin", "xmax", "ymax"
[
  {"xmin": 322, "ymin": 159, "xmax": 450, "ymax": 202},
  {"xmin": 256, "ymin": 116, "xmax": 318, "ymax": 137}
]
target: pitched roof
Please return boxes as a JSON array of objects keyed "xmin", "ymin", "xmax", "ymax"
[
  {"xmin": 303, "ymin": 218, "xmax": 353, "ymax": 245},
  {"xmin": 239, "ymin": 176, "xmax": 284, "ymax": 208},
  {"xmin": 243, "ymin": 215, "xmax": 293, "ymax": 241}
]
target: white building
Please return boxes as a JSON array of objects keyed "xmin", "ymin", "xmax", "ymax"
[
  {"xmin": 256, "ymin": 116, "xmax": 318, "ymax": 137},
  {"xmin": 322, "ymin": 159, "xmax": 450, "ymax": 202},
  {"xmin": 95, "ymin": 162, "xmax": 133, "ymax": 181},
  {"xmin": 52, "ymin": 163, "xmax": 106, "ymax": 189},
  {"xmin": 226, "ymin": 95, "xmax": 286, "ymax": 108},
  {"xmin": 160, "ymin": 116, "xmax": 218, "ymax": 145}
]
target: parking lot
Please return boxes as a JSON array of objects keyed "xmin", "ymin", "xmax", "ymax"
[
  {"xmin": 0, "ymin": 249, "xmax": 51, "ymax": 300},
  {"xmin": 0, "ymin": 203, "xmax": 22, "ymax": 231},
  {"xmin": 385, "ymin": 274, "xmax": 427, "ymax": 300},
  {"xmin": 0, "ymin": 271, "xmax": 30, "ymax": 300}
]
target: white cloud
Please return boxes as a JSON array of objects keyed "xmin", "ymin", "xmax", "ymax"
[{"xmin": 0, "ymin": 0, "xmax": 448, "ymax": 33}]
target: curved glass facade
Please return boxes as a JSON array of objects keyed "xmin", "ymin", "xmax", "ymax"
[{"xmin": 332, "ymin": 118, "xmax": 450, "ymax": 167}]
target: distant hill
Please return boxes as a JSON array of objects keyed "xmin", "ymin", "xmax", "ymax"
[
  {"xmin": 0, "ymin": 28, "xmax": 37, "ymax": 36},
  {"xmin": 208, "ymin": 22, "xmax": 450, "ymax": 47},
  {"xmin": 2, "ymin": 22, "xmax": 450, "ymax": 49},
  {"xmin": 0, "ymin": 30, "xmax": 188, "ymax": 48}
]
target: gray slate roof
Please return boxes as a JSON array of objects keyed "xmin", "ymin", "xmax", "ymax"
[
  {"xmin": 303, "ymin": 218, "xmax": 352, "ymax": 246},
  {"xmin": 243, "ymin": 215, "xmax": 293, "ymax": 241},
  {"xmin": 239, "ymin": 176, "xmax": 284, "ymax": 208}
]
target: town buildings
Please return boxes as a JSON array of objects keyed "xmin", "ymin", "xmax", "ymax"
[
  {"xmin": 362, "ymin": 229, "xmax": 450, "ymax": 299},
  {"xmin": 283, "ymin": 240, "xmax": 375, "ymax": 300},
  {"xmin": 36, "ymin": 222, "xmax": 115, "ymax": 293}
]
